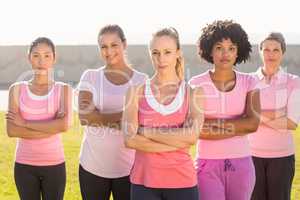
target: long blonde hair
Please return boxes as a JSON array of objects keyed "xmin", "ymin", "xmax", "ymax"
[{"xmin": 151, "ymin": 27, "xmax": 184, "ymax": 80}]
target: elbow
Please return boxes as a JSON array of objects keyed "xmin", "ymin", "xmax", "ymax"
[
  {"xmin": 6, "ymin": 122, "xmax": 16, "ymax": 138},
  {"xmin": 79, "ymin": 114, "xmax": 88, "ymax": 126},
  {"xmin": 124, "ymin": 138, "xmax": 134, "ymax": 149},
  {"xmin": 187, "ymin": 135, "xmax": 198, "ymax": 146},
  {"xmin": 124, "ymin": 137, "xmax": 137, "ymax": 149},
  {"xmin": 247, "ymin": 117, "xmax": 260, "ymax": 133},
  {"xmin": 7, "ymin": 130, "xmax": 15, "ymax": 138}
]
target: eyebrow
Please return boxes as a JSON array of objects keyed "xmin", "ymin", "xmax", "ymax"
[{"xmin": 31, "ymin": 51, "xmax": 53, "ymax": 54}]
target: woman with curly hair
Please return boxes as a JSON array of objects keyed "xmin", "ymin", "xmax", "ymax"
[{"xmin": 189, "ymin": 20, "xmax": 261, "ymax": 200}]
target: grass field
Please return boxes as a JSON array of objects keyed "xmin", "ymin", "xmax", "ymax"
[{"xmin": 1, "ymin": 112, "xmax": 300, "ymax": 199}]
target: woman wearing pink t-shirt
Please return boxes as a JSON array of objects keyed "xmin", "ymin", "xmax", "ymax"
[
  {"xmin": 189, "ymin": 20, "xmax": 261, "ymax": 200},
  {"xmin": 249, "ymin": 32, "xmax": 300, "ymax": 200},
  {"xmin": 77, "ymin": 25, "xmax": 147, "ymax": 200},
  {"xmin": 6, "ymin": 37, "xmax": 72, "ymax": 200},
  {"xmin": 123, "ymin": 28, "xmax": 204, "ymax": 200}
]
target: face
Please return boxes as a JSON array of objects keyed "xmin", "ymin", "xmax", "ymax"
[
  {"xmin": 29, "ymin": 43, "xmax": 56, "ymax": 72},
  {"xmin": 98, "ymin": 33, "xmax": 126, "ymax": 66},
  {"xmin": 260, "ymin": 39, "xmax": 283, "ymax": 70},
  {"xmin": 150, "ymin": 36, "xmax": 180, "ymax": 75},
  {"xmin": 211, "ymin": 38, "xmax": 238, "ymax": 70}
]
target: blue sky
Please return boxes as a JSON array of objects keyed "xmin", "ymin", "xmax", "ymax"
[{"xmin": 0, "ymin": 0, "xmax": 299, "ymax": 44}]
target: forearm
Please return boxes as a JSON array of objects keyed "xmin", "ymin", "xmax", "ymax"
[
  {"xmin": 206, "ymin": 117, "xmax": 259, "ymax": 135},
  {"xmin": 7, "ymin": 123, "xmax": 54, "ymax": 139},
  {"xmin": 141, "ymin": 127, "xmax": 197, "ymax": 148},
  {"xmin": 25, "ymin": 117, "xmax": 69, "ymax": 134},
  {"xmin": 262, "ymin": 116, "xmax": 297, "ymax": 131},
  {"xmin": 199, "ymin": 125, "xmax": 236, "ymax": 140},
  {"xmin": 125, "ymin": 134, "xmax": 179, "ymax": 153},
  {"xmin": 79, "ymin": 110, "xmax": 122, "ymax": 127}
]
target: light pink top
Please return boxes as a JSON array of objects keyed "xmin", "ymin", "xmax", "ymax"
[
  {"xmin": 248, "ymin": 67, "xmax": 300, "ymax": 158},
  {"xmin": 15, "ymin": 81, "xmax": 65, "ymax": 166},
  {"xmin": 189, "ymin": 70, "xmax": 257, "ymax": 159},
  {"xmin": 77, "ymin": 67, "xmax": 147, "ymax": 178},
  {"xmin": 130, "ymin": 80, "xmax": 197, "ymax": 188}
]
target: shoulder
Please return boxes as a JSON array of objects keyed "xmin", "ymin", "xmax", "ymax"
[
  {"xmin": 236, "ymin": 70, "xmax": 258, "ymax": 85},
  {"xmin": 55, "ymin": 81, "xmax": 73, "ymax": 92},
  {"xmin": 132, "ymin": 68, "xmax": 148, "ymax": 82},
  {"xmin": 286, "ymin": 72, "xmax": 300, "ymax": 88},
  {"xmin": 188, "ymin": 71, "xmax": 209, "ymax": 87},
  {"xmin": 80, "ymin": 67, "xmax": 104, "ymax": 79},
  {"xmin": 8, "ymin": 81, "xmax": 27, "ymax": 93}
]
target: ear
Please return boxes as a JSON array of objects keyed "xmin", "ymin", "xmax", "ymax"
[
  {"xmin": 53, "ymin": 55, "xmax": 57, "ymax": 64},
  {"xmin": 176, "ymin": 49, "xmax": 182, "ymax": 58},
  {"xmin": 122, "ymin": 40, "xmax": 127, "ymax": 49}
]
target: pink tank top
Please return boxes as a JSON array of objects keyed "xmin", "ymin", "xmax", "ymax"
[
  {"xmin": 15, "ymin": 81, "xmax": 65, "ymax": 166},
  {"xmin": 130, "ymin": 80, "xmax": 197, "ymax": 188}
]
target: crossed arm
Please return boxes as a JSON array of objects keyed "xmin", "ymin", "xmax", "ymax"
[
  {"xmin": 199, "ymin": 89, "xmax": 261, "ymax": 140},
  {"xmin": 78, "ymin": 90, "xmax": 122, "ymax": 129},
  {"xmin": 122, "ymin": 85, "xmax": 180, "ymax": 152},
  {"xmin": 6, "ymin": 84, "xmax": 72, "ymax": 139},
  {"xmin": 138, "ymin": 86, "xmax": 204, "ymax": 148}
]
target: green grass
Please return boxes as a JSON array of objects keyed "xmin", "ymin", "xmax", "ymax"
[{"xmin": 1, "ymin": 112, "xmax": 300, "ymax": 199}]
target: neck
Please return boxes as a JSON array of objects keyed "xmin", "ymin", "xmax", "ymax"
[
  {"xmin": 32, "ymin": 71, "xmax": 54, "ymax": 85},
  {"xmin": 106, "ymin": 60, "xmax": 129, "ymax": 71},
  {"xmin": 210, "ymin": 67, "xmax": 235, "ymax": 81},
  {"xmin": 262, "ymin": 65, "xmax": 280, "ymax": 77},
  {"xmin": 154, "ymin": 70, "xmax": 180, "ymax": 85}
]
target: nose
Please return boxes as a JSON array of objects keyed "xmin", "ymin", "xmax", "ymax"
[{"xmin": 157, "ymin": 54, "xmax": 166, "ymax": 63}]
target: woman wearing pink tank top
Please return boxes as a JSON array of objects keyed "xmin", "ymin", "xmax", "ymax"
[
  {"xmin": 6, "ymin": 37, "xmax": 72, "ymax": 200},
  {"xmin": 189, "ymin": 20, "xmax": 261, "ymax": 200},
  {"xmin": 122, "ymin": 28, "xmax": 204, "ymax": 200}
]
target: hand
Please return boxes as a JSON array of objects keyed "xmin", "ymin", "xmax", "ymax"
[
  {"xmin": 55, "ymin": 111, "xmax": 65, "ymax": 119},
  {"xmin": 183, "ymin": 116, "xmax": 193, "ymax": 128},
  {"xmin": 6, "ymin": 111, "xmax": 26, "ymax": 127},
  {"xmin": 108, "ymin": 121, "xmax": 121, "ymax": 130},
  {"xmin": 137, "ymin": 126, "xmax": 145, "ymax": 135}
]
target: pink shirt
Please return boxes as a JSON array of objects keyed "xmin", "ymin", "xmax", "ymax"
[
  {"xmin": 15, "ymin": 81, "xmax": 65, "ymax": 166},
  {"xmin": 77, "ymin": 67, "xmax": 147, "ymax": 178},
  {"xmin": 248, "ymin": 67, "xmax": 300, "ymax": 158},
  {"xmin": 189, "ymin": 70, "xmax": 257, "ymax": 159},
  {"xmin": 130, "ymin": 80, "xmax": 197, "ymax": 188}
]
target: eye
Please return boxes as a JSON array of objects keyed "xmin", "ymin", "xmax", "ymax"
[
  {"xmin": 152, "ymin": 51, "xmax": 158, "ymax": 55},
  {"xmin": 100, "ymin": 45, "xmax": 107, "ymax": 49},
  {"xmin": 215, "ymin": 46, "xmax": 222, "ymax": 50},
  {"xmin": 229, "ymin": 47, "xmax": 236, "ymax": 51},
  {"xmin": 112, "ymin": 44, "xmax": 118, "ymax": 47}
]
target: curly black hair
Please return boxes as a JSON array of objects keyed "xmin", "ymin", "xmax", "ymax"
[{"xmin": 198, "ymin": 20, "xmax": 252, "ymax": 65}]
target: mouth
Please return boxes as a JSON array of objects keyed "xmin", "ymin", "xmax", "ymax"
[
  {"xmin": 220, "ymin": 59, "xmax": 231, "ymax": 63},
  {"xmin": 157, "ymin": 65, "xmax": 168, "ymax": 69}
]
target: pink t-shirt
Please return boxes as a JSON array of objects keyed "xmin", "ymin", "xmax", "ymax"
[
  {"xmin": 77, "ymin": 67, "xmax": 147, "ymax": 178},
  {"xmin": 130, "ymin": 80, "xmax": 197, "ymax": 188},
  {"xmin": 189, "ymin": 70, "xmax": 257, "ymax": 159},
  {"xmin": 248, "ymin": 67, "xmax": 300, "ymax": 158},
  {"xmin": 15, "ymin": 81, "xmax": 65, "ymax": 166}
]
